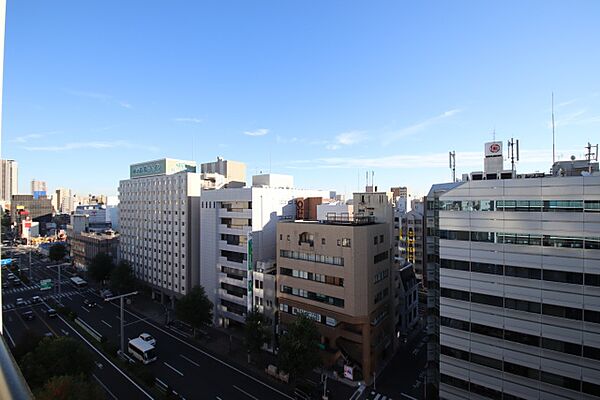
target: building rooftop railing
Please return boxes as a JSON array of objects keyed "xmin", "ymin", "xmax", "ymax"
[{"xmin": 321, "ymin": 214, "xmax": 376, "ymax": 225}]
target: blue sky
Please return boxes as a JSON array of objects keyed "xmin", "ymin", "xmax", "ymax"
[{"xmin": 3, "ymin": 1, "xmax": 600, "ymax": 199}]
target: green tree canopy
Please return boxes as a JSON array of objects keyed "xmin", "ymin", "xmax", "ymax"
[
  {"xmin": 109, "ymin": 260, "xmax": 136, "ymax": 293},
  {"xmin": 245, "ymin": 307, "xmax": 272, "ymax": 360},
  {"xmin": 20, "ymin": 337, "xmax": 95, "ymax": 389},
  {"xmin": 87, "ymin": 252, "xmax": 115, "ymax": 283},
  {"xmin": 278, "ymin": 314, "xmax": 322, "ymax": 381},
  {"xmin": 48, "ymin": 243, "xmax": 67, "ymax": 263},
  {"xmin": 175, "ymin": 285, "xmax": 213, "ymax": 333},
  {"xmin": 35, "ymin": 375, "xmax": 104, "ymax": 400}
]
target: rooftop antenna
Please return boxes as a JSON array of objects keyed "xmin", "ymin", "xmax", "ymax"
[
  {"xmin": 552, "ymin": 92, "xmax": 556, "ymax": 164},
  {"xmin": 508, "ymin": 138, "xmax": 520, "ymax": 172},
  {"xmin": 449, "ymin": 151, "xmax": 456, "ymax": 182}
]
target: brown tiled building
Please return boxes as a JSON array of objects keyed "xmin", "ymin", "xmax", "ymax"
[
  {"xmin": 70, "ymin": 230, "xmax": 119, "ymax": 269},
  {"xmin": 277, "ymin": 216, "xmax": 393, "ymax": 384}
]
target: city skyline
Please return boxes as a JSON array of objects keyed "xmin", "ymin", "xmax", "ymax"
[{"xmin": 3, "ymin": 1, "xmax": 600, "ymax": 198}]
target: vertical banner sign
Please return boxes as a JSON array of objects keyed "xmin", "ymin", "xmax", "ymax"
[{"xmin": 247, "ymin": 232, "xmax": 253, "ymax": 312}]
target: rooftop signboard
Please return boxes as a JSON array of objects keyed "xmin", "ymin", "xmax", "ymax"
[{"xmin": 130, "ymin": 159, "xmax": 197, "ymax": 179}]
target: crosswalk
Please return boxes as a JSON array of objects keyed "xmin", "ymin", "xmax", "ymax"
[
  {"xmin": 2, "ymin": 288, "xmax": 94, "ymax": 310},
  {"xmin": 2, "ymin": 284, "xmax": 40, "ymax": 295}
]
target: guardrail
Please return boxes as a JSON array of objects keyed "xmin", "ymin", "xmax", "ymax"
[
  {"xmin": 74, "ymin": 318, "xmax": 103, "ymax": 342},
  {"xmin": 0, "ymin": 335, "xmax": 34, "ymax": 399}
]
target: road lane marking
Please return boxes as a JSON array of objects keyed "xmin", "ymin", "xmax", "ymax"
[
  {"xmin": 52, "ymin": 309, "xmax": 153, "ymax": 398},
  {"xmin": 81, "ymin": 306, "xmax": 91, "ymax": 313},
  {"xmin": 101, "ymin": 320, "xmax": 112, "ymax": 328},
  {"xmin": 13, "ymin": 309, "xmax": 30, "ymax": 330},
  {"xmin": 3, "ymin": 325, "xmax": 16, "ymax": 347},
  {"xmin": 109, "ymin": 303, "xmax": 294, "ymax": 400},
  {"xmin": 32, "ymin": 307, "xmax": 58, "ymax": 337},
  {"xmin": 179, "ymin": 354, "xmax": 200, "ymax": 367},
  {"xmin": 164, "ymin": 362, "xmax": 184, "ymax": 376},
  {"xmin": 92, "ymin": 374, "xmax": 118, "ymax": 400},
  {"xmin": 233, "ymin": 385, "xmax": 259, "ymax": 400}
]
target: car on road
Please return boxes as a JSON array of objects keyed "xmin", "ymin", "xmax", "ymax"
[
  {"xmin": 21, "ymin": 311, "xmax": 34, "ymax": 321},
  {"xmin": 2, "ymin": 280, "xmax": 9, "ymax": 288},
  {"xmin": 32, "ymin": 295, "xmax": 41, "ymax": 303},
  {"xmin": 83, "ymin": 299, "xmax": 97, "ymax": 308},
  {"xmin": 15, "ymin": 298, "xmax": 25, "ymax": 307},
  {"xmin": 139, "ymin": 333, "xmax": 156, "ymax": 346},
  {"xmin": 100, "ymin": 289, "xmax": 113, "ymax": 299},
  {"xmin": 12, "ymin": 279, "xmax": 22, "ymax": 286},
  {"xmin": 46, "ymin": 308, "xmax": 57, "ymax": 318}
]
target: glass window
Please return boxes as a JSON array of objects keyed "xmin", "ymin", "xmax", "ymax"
[
  {"xmin": 471, "ymin": 262, "xmax": 503, "ymax": 275},
  {"xmin": 505, "ymin": 298, "xmax": 541, "ymax": 314},
  {"xmin": 441, "ymin": 288, "xmax": 470, "ymax": 302},
  {"xmin": 505, "ymin": 265, "xmax": 541, "ymax": 280},
  {"xmin": 440, "ymin": 258, "xmax": 469, "ymax": 271},
  {"xmin": 543, "ymin": 270, "xmax": 583, "ymax": 285},
  {"xmin": 470, "ymin": 353, "xmax": 502, "ymax": 370},
  {"xmin": 471, "ymin": 292, "xmax": 503, "ymax": 307},
  {"xmin": 504, "ymin": 329, "xmax": 540, "ymax": 347},
  {"xmin": 585, "ymin": 274, "xmax": 600, "ymax": 287},
  {"xmin": 440, "ymin": 345, "xmax": 469, "ymax": 361},
  {"xmin": 541, "ymin": 371, "xmax": 581, "ymax": 391},
  {"xmin": 541, "ymin": 337, "xmax": 581, "ymax": 356},
  {"xmin": 542, "ymin": 304, "xmax": 582, "ymax": 320},
  {"xmin": 504, "ymin": 362, "xmax": 539, "ymax": 380},
  {"xmin": 585, "ymin": 237, "xmax": 600, "ymax": 250},
  {"xmin": 471, "ymin": 323, "xmax": 503, "ymax": 339},
  {"xmin": 584, "ymin": 309, "xmax": 600, "ymax": 324},
  {"xmin": 471, "ymin": 231, "xmax": 495, "ymax": 243}
]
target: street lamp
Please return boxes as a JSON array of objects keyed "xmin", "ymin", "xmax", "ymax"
[{"xmin": 104, "ymin": 291, "xmax": 138, "ymax": 355}]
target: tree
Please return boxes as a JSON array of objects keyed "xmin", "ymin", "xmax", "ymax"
[
  {"xmin": 175, "ymin": 285, "xmax": 213, "ymax": 335},
  {"xmin": 109, "ymin": 260, "xmax": 135, "ymax": 293},
  {"xmin": 88, "ymin": 252, "xmax": 114, "ymax": 283},
  {"xmin": 278, "ymin": 314, "xmax": 321, "ymax": 382},
  {"xmin": 48, "ymin": 243, "xmax": 67, "ymax": 263},
  {"xmin": 245, "ymin": 307, "xmax": 272, "ymax": 363},
  {"xmin": 12, "ymin": 331, "xmax": 43, "ymax": 362},
  {"xmin": 20, "ymin": 337, "xmax": 95, "ymax": 389},
  {"xmin": 35, "ymin": 375, "xmax": 104, "ymax": 400}
]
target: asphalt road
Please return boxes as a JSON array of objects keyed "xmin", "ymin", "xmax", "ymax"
[{"xmin": 2, "ymin": 245, "xmax": 295, "ymax": 400}]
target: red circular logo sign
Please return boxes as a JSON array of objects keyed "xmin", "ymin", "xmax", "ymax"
[{"xmin": 489, "ymin": 143, "xmax": 501, "ymax": 153}]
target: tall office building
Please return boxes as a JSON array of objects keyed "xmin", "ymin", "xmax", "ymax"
[
  {"xmin": 199, "ymin": 173, "xmax": 328, "ymax": 327},
  {"xmin": 429, "ymin": 142, "xmax": 600, "ymax": 399},
  {"xmin": 277, "ymin": 214, "xmax": 393, "ymax": 384},
  {"xmin": 53, "ymin": 187, "xmax": 74, "ymax": 214},
  {"xmin": 0, "ymin": 159, "xmax": 17, "ymax": 202},
  {"xmin": 118, "ymin": 158, "xmax": 202, "ymax": 305},
  {"xmin": 200, "ymin": 156, "xmax": 246, "ymax": 187}
]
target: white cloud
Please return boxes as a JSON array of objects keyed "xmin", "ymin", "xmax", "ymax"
[
  {"xmin": 244, "ymin": 128, "xmax": 269, "ymax": 136},
  {"xmin": 174, "ymin": 117, "xmax": 203, "ymax": 124},
  {"xmin": 24, "ymin": 140, "xmax": 158, "ymax": 152},
  {"xmin": 65, "ymin": 89, "xmax": 132, "ymax": 109},
  {"xmin": 550, "ymin": 109, "xmax": 588, "ymax": 128},
  {"xmin": 119, "ymin": 101, "xmax": 133, "ymax": 109},
  {"xmin": 322, "ymin": 130, "xmax": 367, "ymax": 150},
  {"xmin": 276, "ymin": 135, "xmax": 300, "ymax": 144},
  {"xmin": 10, "ymin": 131, "xmax": 58, "ymax": 143},
  {"xmin": 383, "ymin": 109, "xmax": 461, "ymax": 144}
]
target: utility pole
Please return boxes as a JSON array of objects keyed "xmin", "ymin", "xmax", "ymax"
[{"xmin": 105, "ymin": 291, "xmax": 138, "ymax": 355}]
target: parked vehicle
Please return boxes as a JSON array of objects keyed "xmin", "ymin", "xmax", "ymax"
[
  {"xmin": 15, "ymin": 298, "xmax": 25, "ymax": 307},
  {"xmin": 128, "ymin": 338, "xmax": 157, "ymax": 364},
  {"xmin": 46, "ymin": 308, "xmax": 57, "ymax": 318},
  {"xmin": 83, "ymin": 299, "xmax": 97, "ymax": 308},
  {"xmin": 32, "ymin": 296, "xmax": 41, "ymax": 303}
]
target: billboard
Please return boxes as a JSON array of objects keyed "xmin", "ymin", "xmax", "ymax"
[
  {"xmin": 130, "ymin": 159, "xmax": 197, "ymax": 178},
  {"xmin": 485, "ymin": 141, "xmax": 503, "ymax": 157}
]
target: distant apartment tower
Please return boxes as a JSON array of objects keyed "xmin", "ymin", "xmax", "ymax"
[
  {"xmin": 118, "ymin": 158, "xmax": 202, "ymax": 305},
  {"xmin": 277, "ymin": 213, "xmax": 394, "ymax": 384},
  {"xmin": 199, "ymin": 174, "xmax": 328, "ymax": 327},
  {"xmin": 53, "ymin": 187, "xmax": 74, "ymax": 214},
  {"xmin": 0, "ymin": 159, "xmax": 17, "ymax": 202},
  {"xmin": 399, "ymin": 202, "xmax": 425, "ymax": 279},
  {"xmin": 201, "ymin": 156, "xmax": 246, "ymax": 187},
  {"xmin": 31, "ymin": 179, "xmax": 47, "ymax": 199},
  {"xmin": 429, "ymin": 142, "xmax": 600, "ymax": 399}
]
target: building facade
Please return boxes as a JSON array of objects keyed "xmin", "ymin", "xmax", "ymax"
[
  {"xmin": 71, "ymin": 230, "xmax": 119, "ymax": 269},
  {"xmin": 30, "ymin": 179, "xmax": 47, "ymax": 199},
  {"xmin": 277, "ymin": 216, "xmax": 394, "ymax": 384},
  {"xmin": 118, "ymin": 158, "xmax": 202, "ymax": 304},
  {"xmin": 199, "ymin": 174, "xmax": 328, "ymax": 327},
  {"xmin": 200, "ymin": 156, "xmax": 247, "ymax": 188},
  {"xmin": 0, "ymin": 159, "xmax": 17, "ymax": 203}
]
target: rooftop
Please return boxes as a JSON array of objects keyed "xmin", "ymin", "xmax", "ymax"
[{"xmin": 283, "ymin": 214, "xmax": 378, "ymax": 226}]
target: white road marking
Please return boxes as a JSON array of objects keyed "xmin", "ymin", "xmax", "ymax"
[
  {"xmin": 92, "ymin": 374, "xmax": 118, "ymax": 400},
  {"xmin": 81, "ymin": 306, "xmax": 91, "ymax": 313},
  {"xmin": 3, "ymin": 325, "xmax": 16, "ymax": 347},
  {"xmin": 233, "ymin": 385, "xmax": 259, "ymax": 400},
  {"xmin": 164, "ymin": 361, "xmax": 184, "ymax": 376},
  {"xmin": 101, "ymin": 320, "xmax": 112, "ymax": 328},
  {"xmin": 179, "ymin": 354, "xmax": 200, "ymax": 367},
  {"xmin": 108, "ymin": 304, "xmax": 294, "ymax": 400}
]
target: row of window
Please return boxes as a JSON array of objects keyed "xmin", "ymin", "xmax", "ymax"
[
  {"xmin": 279, "ymin": 303, "xmax": 338, "ymax": 327},
  {"xmin": 439, "ymin": 199, "xmax": 600, "ymax": 213},
  {"xmin": 439, "ymin": 229, "xmax": 600, "ymax": 250},
  {"xmin": 374, "ymin": 250, "xmax": 389, "ymax": 264},
  {"xmin": 279, "ymin": 267, "xmax": 344, "ymax": 287},
  {"xmin": 440, "ymin": 258, "xmax": 600, "ymax": 286},
  {"xmin": 441, "ymin": 316, "xmax": 600, "ymax": 361},
  {"xmin": 279, "ymin": 234, "xmax": 353, "ymax": 248},
  {"xmin": 373, "ymin": 269, "xmax": 389, "ymax": 284},
  {"xmin": 440, "ymin": 288, "xmax": 600, "ymax": 323},
  {"xmin": 280, "ymin": 285, "xmax": 344, "ymax": 308},
  {"xmin": 441, "ymin": 348, "xmax": 600, "ymax": 396},
  {"xmin": 279, "ymin": 250, "xmax": 344, "ymax": 266},
  {"xmin": 374, "ymin": 288, "xmax": 389, "ymax": 305}
]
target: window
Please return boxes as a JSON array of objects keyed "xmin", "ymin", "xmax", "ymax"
[
  {"xmin": 374, "ymin": 251, "xmax": 388, "ymax": 264},
  {"xmin": 542, "ymin": 304, "xmax": 582, "ymax": 320},
  {"xmin": 505, "ymin": 265, "xmax": 541, "ymax": 280},
  {"xmin": 543, "ymin": 270, "xmax": 583, "ymax": 285},
  {"xmin": 374, "ymin": 236, "xmax": 378, "ymax": 245},
  {"xmin": 504, "ymin": 362, "xmax": 539, "ymax": 380},
  {"xmin": 471, "ymin": 292, "xmax": 503, "ymax": 308},
  {"xmin": 471, "ymin": 262, "xmax": 503, "ymax": 275},
  {"xmin": 341, "ymin": 238, "xmax": 351, "ymax": 247},
  {"xmin": 541, "ymin": 372, "xmax": 581, "ymax": 392},
  {"xmin": 321, "ymin": 238, "xmax": 326, "ymax": 245},
  {"xmin": 441, "ymin": 288, "xmax": 470, "ymax": 302},
  {"xmin": 470, "ymin": 352, "xmax": 502, "ymax": 370},
  {"xmin": 379, "ymin": 234, "xmax": 384, "ymax": 243},
  {"xmin": 440, "ymin": 258, "xmax": 469, "ymax": 271},
  {"xmin": 505, "ymin": 298, "xmax": 541, "ymax": 313},
  {"xmin": 541, "ymin": 337, "xmax": 581, "ymax": 356},
  {"xmin": 471, "ymin": 323, "xmax": 503, "ymax": 339}
]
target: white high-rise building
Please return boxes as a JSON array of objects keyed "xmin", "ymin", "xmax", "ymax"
[
  {"xmin": 54, "ymin": 187, "xmax": 74, "ymax": 214},
  {"xmin": 199, "ymin": 174, "xmax": 328, "ymax": 327},
  {"xmin": 119, "ymin": 158, "xmax": 202, "ymax": 304},
  {"xmin": 430, "ymin": 146, "xmax": 600, "ymax": 399},
  {"xmin": 0, "ymin": 159, "xmax": 17, "ymax": 202}
]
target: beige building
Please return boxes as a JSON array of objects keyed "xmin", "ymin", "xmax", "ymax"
[
  {"xmin": 200, "ymin": 156, "xmax": 246, "ymax": 187},
  {"xmin": 71, "ymin": 230, "xmax": 119, "ymax": 269},
  {"xmin": 277, "ymin": 216, "xmax": 393, "ymax": 384}
]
